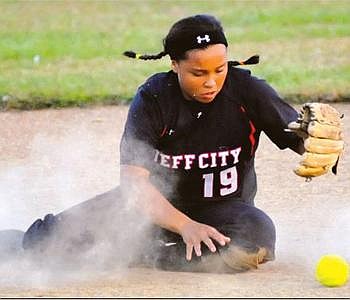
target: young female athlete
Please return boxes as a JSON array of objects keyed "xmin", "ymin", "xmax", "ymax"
[
  {"xmin": 117, "ymin": 14, "xmax": 304, "ymax": 271},
  {"xmin": 6, "ymin": 14, "xmax": 342, "ymax": 273}
]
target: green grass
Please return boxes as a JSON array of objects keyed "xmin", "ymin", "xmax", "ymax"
[{"xmin": 0, "ymin": 0, "xmax": 349, "ymax": 110}]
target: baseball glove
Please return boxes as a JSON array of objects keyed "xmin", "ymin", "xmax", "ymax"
[{"xmin": 288, "ymin": 103, "xmax": 344, "ymax": 179}]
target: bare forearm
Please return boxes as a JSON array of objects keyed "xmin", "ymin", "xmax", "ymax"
[
  {"xmin": 120, "ymin": 165, "xmax": 231, "ymax": 260},
  {"xmin": 120, "ymin": 165, "xmax": 190, "ymax": 234},
  {"xmin": 135, "ymin": 179, "xmax": 190, "ymax": 233}
]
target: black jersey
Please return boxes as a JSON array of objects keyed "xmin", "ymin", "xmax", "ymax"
[{"xmin": 120, "ymin": 62, "xmax": 301, "ymax": 214}]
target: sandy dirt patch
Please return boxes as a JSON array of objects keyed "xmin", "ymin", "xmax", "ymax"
[{"xmin": 0, "ymin": 104, "xmax": 349, "ymax": 298}]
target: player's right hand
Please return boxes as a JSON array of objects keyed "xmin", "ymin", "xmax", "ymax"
[{"xmin": 178, "ymin": 220, "xmax": 231, "ymax": 261}]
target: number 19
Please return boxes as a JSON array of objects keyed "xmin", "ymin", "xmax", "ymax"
[{"xmin": 202, "ymin": 166, "xmax": 238, "ymax": 198}]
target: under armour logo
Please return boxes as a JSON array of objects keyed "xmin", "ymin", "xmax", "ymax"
[
  {"xmin": 196, "ymin": 34, "xmax": 210, "ymax": 44},
  {"xmin": 197, "ymin": 112, "xmax": 202, "ymax": 119},
  {"xmin": 168, "ymin": 129, "xmax": 175, "ymax": 136}
]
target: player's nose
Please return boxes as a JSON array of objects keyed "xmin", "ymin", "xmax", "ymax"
[{"xmin": 203, "ymin": 77, "xmax": 216, "ymax": 88}]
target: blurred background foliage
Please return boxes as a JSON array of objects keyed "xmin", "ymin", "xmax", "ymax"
[{"xmin": 0, "ymin": 0, "xmax": 349, "ymax": 109}]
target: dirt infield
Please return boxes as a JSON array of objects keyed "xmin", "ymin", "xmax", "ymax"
[{"xmin": 0, "ymin": 104, "xmax": 349, "ymax": 297}]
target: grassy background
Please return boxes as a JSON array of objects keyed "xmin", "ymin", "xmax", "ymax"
[{"xmin": 0, "ymin": 0, "xmax": 349, "ymax": 110}]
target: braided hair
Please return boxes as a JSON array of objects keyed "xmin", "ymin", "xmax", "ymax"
[
  {"xmin": 124, "ymin": 14, "xmax": 259, "ymax": 65},
  {"xmin": 124, "ymin": 14, "xmax": 226, "ymax": 61}
]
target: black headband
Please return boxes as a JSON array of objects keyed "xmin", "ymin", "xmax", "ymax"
[{"xmin": 165, "ymin": 29, "xmax": 228, "ymax": 59}]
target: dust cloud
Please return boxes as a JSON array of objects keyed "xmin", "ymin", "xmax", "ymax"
[{"xmin": 0, "ymin": 107, "xmax": 156, "ymax": 288}]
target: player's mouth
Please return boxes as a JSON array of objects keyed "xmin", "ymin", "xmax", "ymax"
[{"xmin": 199, "ymin": 91, "xmax": 217, "ymax": 100}]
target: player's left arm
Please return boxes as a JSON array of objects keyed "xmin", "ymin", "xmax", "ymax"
[
  {"xmin": 244, "ymin": 76, "xmax": 305, "ymax": 154},
  {"xmin": 244, "ymin": 77, "xmax": 344, "ymax": 179}
]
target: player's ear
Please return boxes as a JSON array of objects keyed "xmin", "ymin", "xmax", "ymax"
[{"xmin": 171, "ymin": 60, "xmax": 179, "ymax": 74}]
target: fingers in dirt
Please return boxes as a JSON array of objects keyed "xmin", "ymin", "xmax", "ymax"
[
  {"xmin": 194, "ymin": 243, "xmax": 202, "ymax": 257},
  {"xmin": 186, "ymin": 243, "xmax": 193, "ymax": 261},
  {"xmin": 210, "ymin": 230, "xmax": 231, "ymax": 246},
  {"xmin": 203, "ymin": 238, "xmax": 217, "ymax": 253}
]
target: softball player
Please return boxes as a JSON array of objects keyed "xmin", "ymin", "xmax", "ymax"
[
  {"xmin": 12, "ymin": 14, "xmax": 310, "ymax": 272},
  {"xmin": 117, "ymin": 14, "xmax": 305, "ymax": 271}
]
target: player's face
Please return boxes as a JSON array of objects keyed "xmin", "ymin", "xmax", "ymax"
[{"xmin": 171, "ymin": 44, "xmax": 228, "ymax": 103}]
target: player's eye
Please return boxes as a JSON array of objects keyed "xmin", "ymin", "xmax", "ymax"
[
  {"xmin": 216, "ymin": 68, "xmax": 225, "ymax": 74},
  {"xmin": 191, "ymin": 71, "xmax": 204, "ymax": 77}
]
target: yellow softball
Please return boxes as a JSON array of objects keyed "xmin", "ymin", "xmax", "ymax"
[{"xmin": 315, "ymin": 254, "xmax": 349, "ymax": 287}]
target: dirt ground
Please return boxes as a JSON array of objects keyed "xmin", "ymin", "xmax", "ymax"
[{"xmin": 0, "ymin": 104, "xmax": 349, "ymax": 298}]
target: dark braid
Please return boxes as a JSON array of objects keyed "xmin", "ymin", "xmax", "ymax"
[
  {"xmin": 232, "ymin": 55, "xmax": 260, "ymax": 66},
  {"xmin": 123, "ymin": 50, "xmax": 167, "ymax": 60}
]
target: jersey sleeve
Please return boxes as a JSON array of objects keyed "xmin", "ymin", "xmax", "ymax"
[
  {"xmin": 244, "ymin": 75, "xmax": 303, "ymax": 153},
  {"xmin": 120, "ymin": 85, "xmax": 163, "ymax": 170}
]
